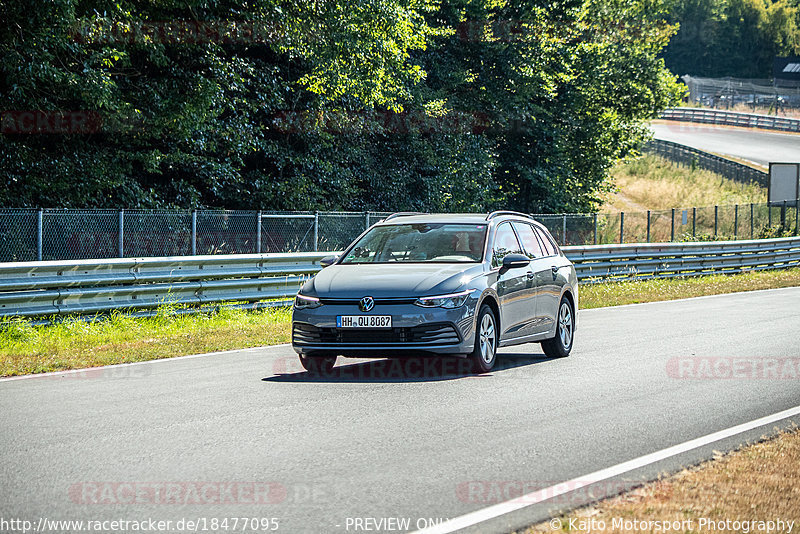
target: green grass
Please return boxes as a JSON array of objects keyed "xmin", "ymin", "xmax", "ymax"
[
  {"xmin": 0, "ymin": 306, "xmax": 292, "ymax": 377},
  {"xmin": 3, "ymin": 268, "xmax": 800, "ymax": 377},
  {"xmin": 579, "ymin": 268, "xmax": 800, "ymax": 309}
]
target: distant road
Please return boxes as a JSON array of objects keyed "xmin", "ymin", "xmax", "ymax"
[
  {"xmin": 650, "ymin": 121, "xmax": 800, "ymax": 167},
  {"xmin": 2, "ymin": 289, "xmax": 800, "ymax": 533}
]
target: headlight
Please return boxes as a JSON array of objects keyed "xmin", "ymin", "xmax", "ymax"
[
  {"xmin": 414, "ymin": 289, "xmax": 473, "ymax": 309},
  {"xmin": 294, "ymin": 294, "xmax": 322, "ymax": 309}
]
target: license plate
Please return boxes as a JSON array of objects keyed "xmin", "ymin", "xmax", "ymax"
[{"xmin": 336, "ymin": 316, "xmax": 392, "ymax": 329}]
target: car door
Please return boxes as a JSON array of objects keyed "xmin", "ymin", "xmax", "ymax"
[
  {"xmin": 533, "ymin": 226, "xmax": 566, "ymax": 333},
  {"xmin": 491, "ymin": 222, "xmax": 532, "ymax": 340},
  {"xmin": 511, "ymin": 222, "xmax": 550, "ymax": 336}
]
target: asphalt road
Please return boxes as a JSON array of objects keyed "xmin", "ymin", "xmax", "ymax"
[
  {"xmin": 2, "ymin": 288, "xmax": 800, "ymax": 533},
  {"xmin": 650, "ymin": 121, "xmax": 800, "ymax": 166}
]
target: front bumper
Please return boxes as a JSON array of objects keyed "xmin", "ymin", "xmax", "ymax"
[{"xmin": 291, "ymin": 300, "xmax": 477, "ymax": 356}]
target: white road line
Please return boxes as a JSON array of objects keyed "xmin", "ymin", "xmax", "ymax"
[
  {"xmin": 0, "ymin": 343, "xmax": 291, "ymax": 383},
  {"xmin": 412, "ymin": 404, "xmax": 800, "ymax": 534}
]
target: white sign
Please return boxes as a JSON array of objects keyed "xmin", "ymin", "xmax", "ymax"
[{"xmin": 768, "ymin": 163, "xmax": 800, "ymax": 206}]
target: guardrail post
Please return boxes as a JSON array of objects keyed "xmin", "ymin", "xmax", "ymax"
[
  {"xmin": 118, "ymin": 209, "xmax": 124, "ymax": 257},
  {"xmin": 750, "ymin": 203, "xmax": 755, "ymax": 238},
  {"xmin": 646, "ymin": 210, "xmax": 651, "ymax": 242},
  {"xmin": 619, "ymin": 212, "xmax": 624, "ymax": 244},
  {"xmin": 36, "ymin": 208, "xmax": 43, "ymax": 261},
  {"xmin": 256, "ymin": 211, "xmax": 262, "ymax": 254},
  {"xmin": 670, "ymin": 208, "xmax": 675, "ymax": 241},
  {"xmin": 593, "ymin": 214, "xmax": 597, "ymax": 245},
  {"xmin": 734, "ymin": 204, "xmax": 738, "ymax": 240},
  {"xmin": 191, "ymin": 210, "xmax": 197, "ymax": 255},
  {"xmin": 314, "ymin": 211, "xmax": 319, "ymax": 252},
  {"xmin": 714, "ymin": 205, "xmax": 718, "ymax": 238}
]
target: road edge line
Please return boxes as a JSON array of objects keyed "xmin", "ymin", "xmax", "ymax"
[{"xmin": 412, "ymin": 404, "xmax": 800, "ymax": 534}]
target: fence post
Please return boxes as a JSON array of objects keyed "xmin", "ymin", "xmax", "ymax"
[
  {"xmin": 562, "ymin": 215, "xmax": 567, "ymax": 244},
  {"xmin": 118, "ymin": 209, "xmax": 124, "ymax": 258},
  {"xmin": 36, "ymin": 208, "xmax": 43, "ymax": 261},
  {"xmin": 692, "ymin": 207, "xmax": 696, "ymax": 238},
  {"xmin": 750, "ymin": 203, "xmax": 754, "ymax": 238},
  {"xmin": 256, "ymin": 210, "xmax": 262, "ymax": 254},
  {"xmin": 593, "ymin": 214, "xmax": 597, "ymax": 245},
  {"xmin": 734, "ymin": 204, "xmax": 738, "ymax": 240},
  {"xmin": 714, "ymin": 205, "xmax": 718, "ymax": 237},
  {"xmin": 781, "ymin": 200, "xmax": 787, "ymax": 230},
  {"xmin": 314, "ymin": 211, "xmax": 319, "ymax": 252},
  {"xmin": 646, "ymin": 210, "xmax": 651, "ymax": 242},
  {"xmin": 191, "ymin": 210, "xmax": 197, "ymax": 255},
  {"xmin": 796, "ymin": 192, "xmax": 799, "ymax": 235},
  {"xmin": 365, "ymin": 212, "xmax": 370, "ymax": 231},
  {"xmin": 670, "ymin": 208, "xmax": 675, "ymax": 241},
  {"xmin": 619, "ymin": 212, "xmax": 624, "ymax": 244}
]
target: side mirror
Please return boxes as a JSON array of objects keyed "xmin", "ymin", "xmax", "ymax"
[
  {"xmin": 501, "ymin": 253, "xmax": 530, "ymax": 271},
  {"xmin": 319, "ymin": 255, "xmax": 339, "ymax": 268}
]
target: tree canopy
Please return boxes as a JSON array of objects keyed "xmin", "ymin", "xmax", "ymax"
[
  {"xmin": 662, "ymin": 0, "xmax": 800, "ymax": 78},
  {"xmin": 0, "ymin": 0, "xmax": 682, "ymax": 213}
]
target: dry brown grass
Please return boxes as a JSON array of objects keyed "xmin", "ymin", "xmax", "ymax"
[
  {"xmin": 603, "ymin": 155, "xmax": 765, "ymax": 213},
  {"xmin": 522, "ymin": 426, "xmax": 800, "ymax": 533}
]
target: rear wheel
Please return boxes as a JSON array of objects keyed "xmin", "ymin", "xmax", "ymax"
[
  {"xmin": 299, "ymin": 353, "xmax": 337, "ymax": 374},
  {"xmin": 469, "ymin": 304, "xmax": 498, "ymax": 373},
  {"xmin": 541, "ymin": 296, "xmax": 574, "ymax": 358}
]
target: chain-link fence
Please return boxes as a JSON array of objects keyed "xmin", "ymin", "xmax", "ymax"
[
  {"xmin": 1, "ymin": 206, "xmax": 798, "ymax": 262},
  {"xmin": 682, "ymin": 76, "xmax": 800, "ymax": 113}
]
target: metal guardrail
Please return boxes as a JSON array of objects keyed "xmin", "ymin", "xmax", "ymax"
[
  {"xmin": 568, "ymin": 236, "xmax": 800, "ymax": 283},
  {"xmin": 660, "ymin": 108, "xmax": 800, "ymax": 133},
  {"xmin": 644, "ymin": 139, "xmax": 768, "ymax": 186},
  {"xmin": 2, "ymin": 236, "xmax": 800, "ymax": 318}
]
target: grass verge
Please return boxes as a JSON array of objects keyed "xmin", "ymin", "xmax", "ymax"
[
  {"xmin": 2, "ymin": 268, "xmax": 800, "ymax": 377},
  {"xmin": 0, "ymin": 306, "xmax": 292, "ymax": 377},
  {"xmin": 604, "ymin": 154, "xmax": 765, "ymax": 213},
  {"xmin": 521, "ymin": 425, "xmax": 800, "ymax": 533}
]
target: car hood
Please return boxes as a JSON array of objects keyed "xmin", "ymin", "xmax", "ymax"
[{"xmin": 304, "ymin": 263, "xmax": 485, "ymax": 298}]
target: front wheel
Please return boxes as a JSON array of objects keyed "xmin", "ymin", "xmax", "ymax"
[
  {"xmin": 469, "ymin": 304, "xmax": 498, "ymax": 373},
  {"xmin": 299, "ymin": 354, "xmax": 337, "ymax": 374},
  {"xmin": 541, "ymin": 296, "xmax": 574, "ymax": 358}
]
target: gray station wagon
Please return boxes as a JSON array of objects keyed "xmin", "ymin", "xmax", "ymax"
[{"xmin": 291, "ymin": 211, "xmax": 578, "ymax": 373}]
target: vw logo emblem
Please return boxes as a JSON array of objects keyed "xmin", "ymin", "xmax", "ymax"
[{"xmin": 359, "ymin": 296, "xmax": 375, "ymax": 312}]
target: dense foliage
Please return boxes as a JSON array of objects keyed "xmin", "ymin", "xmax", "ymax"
[
  {"xmin": 663, "ymin": 0, "xmax": 800, "ymax": 78},
  {"xmin": 0, "ymin": 0, "xmax": 682, "ymax": 212}
]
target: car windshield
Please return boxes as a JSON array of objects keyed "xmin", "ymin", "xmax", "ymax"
[{"xmin": 341, "ymin": 223, "xmax": 487, "ymax": 263}]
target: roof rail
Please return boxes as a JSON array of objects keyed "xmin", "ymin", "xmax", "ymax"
[
  {"xmin": 384, "ymin": 211, "xmax": 429, "ymax": 221},
  {"xmin": 485, "ymin": 210, "xmax": 534, "ymax": 221}
]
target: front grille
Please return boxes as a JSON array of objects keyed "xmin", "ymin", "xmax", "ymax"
[
  {"xmin": 292, "ymin": 323, "xmax": 461, "ymax": 345},
  {"xmin": 317, "ymin": 298, "xmax": 416, "ymax": 306}
]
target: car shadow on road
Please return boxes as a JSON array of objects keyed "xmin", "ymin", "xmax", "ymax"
[{"xmin": 262, "ymin": 353, "xmax": 556, "ymax": 383}]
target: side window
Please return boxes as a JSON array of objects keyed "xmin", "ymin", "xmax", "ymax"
[
  {"xmin": 534, "ymin": 227, "xmax": 557, "ymax": 256},
  {"xmin": 512, "ymin": 223, "xmax": 544, "ymax": 259},
  {"xmin": 492, "ymin": 223, "xmax": 523, "ymax": 268}
]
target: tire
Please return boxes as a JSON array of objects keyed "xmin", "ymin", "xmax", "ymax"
[
  {"xmin": 541, "ymin": 296, "xmax": 574, "ymax": 358},
  {"xmin": 299, "ymin": 353, "xmax": 337, "ymax": 374},
  {"xmin": 469, "ymin": 304, "xmax": 498, "ymax": 373}
]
